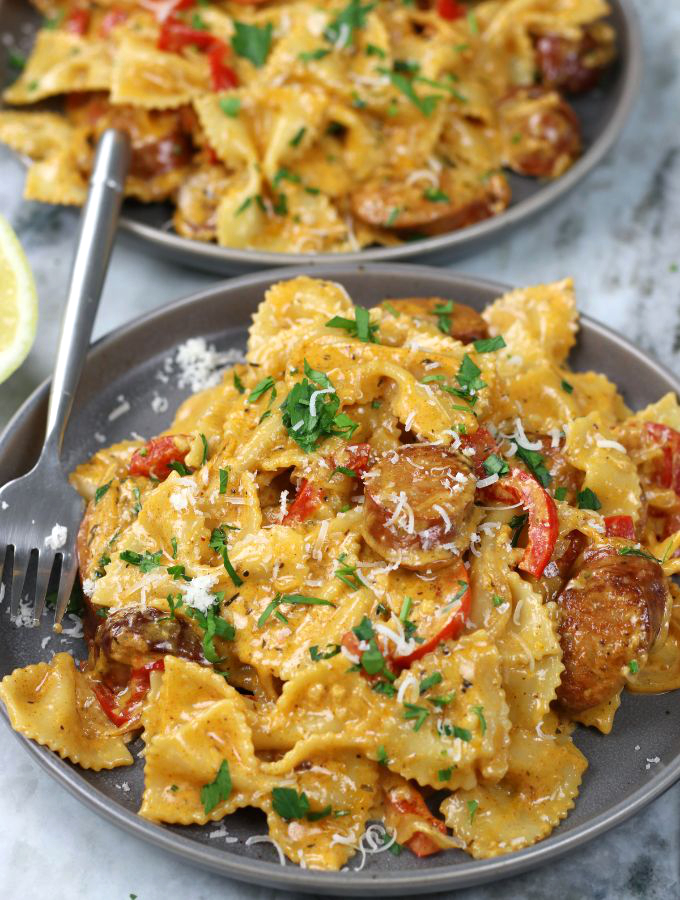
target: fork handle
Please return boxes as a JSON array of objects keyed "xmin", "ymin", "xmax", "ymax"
[{"xmin": 44, "ymin": 129, "xmax": 131, "ymax": 456}]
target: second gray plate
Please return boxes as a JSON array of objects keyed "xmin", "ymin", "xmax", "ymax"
[{"xmin": 0, "ymin": 265, "xmax": 678, "ymax": 896}]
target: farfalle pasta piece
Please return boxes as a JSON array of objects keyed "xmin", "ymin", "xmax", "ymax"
[
  {"xmin": 4, "ymin": 31, "xmax": 112, "ymax": 104},
  {"xmin": 0, "ymin": 654, "xmax": 133, "ymax": 770},
  {"xmin": 111, "ymin": 37, "xmax": 210, "ymax": 109},
  {"xmin": 441, "ymin": 724, "xmax": 587, "ymax": 858}
]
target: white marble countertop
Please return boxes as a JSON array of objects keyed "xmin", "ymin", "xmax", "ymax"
[{"xmin": 1, "ymin": 1, "xmax": 680, "ymax": 897}]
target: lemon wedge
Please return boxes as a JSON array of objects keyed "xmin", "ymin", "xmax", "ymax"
[{"xmin": 0, "ymin": 214, "xmax": 38, "ymax": 384}]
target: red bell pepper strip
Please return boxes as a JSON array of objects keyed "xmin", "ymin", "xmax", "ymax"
[
  {"xmin": 65, "ymin": 8, "xmax": 90, "ymax": 34},
  {"xmin": 207, "ymin": 42, "xmax": 239, "ymax": 89},
  {"xmin": 645, "ymin": 423, "xmax": 680, "ymax": 494},
  {"xmin": 436, "ymin": 0, "xmax": 465, "ymax": 21},
  {"xmin": 93, "ymin": 659, "xmax": 165, "ymax": 728},
  {"xmin": 481, "ymin": 468, "xmax": 558, "ymax": 578},
  {"xmin": 392, "ymin": 562, "xmax": 470, "ymax": 668},
  {"xmin": 604, "ymin": 515, "xmax": 635, "ymax": 540},
  {"xmin": 129, "ymin": 435, "xmax": 189, "ymax": 481},
  {"xmin": 282, "ymin": 479, "xmax": 323, "ymax": 524},
  {"xmin": 386, "ymin": 782, "xmax": 448, "ymax": 857},
  {"xmin": 158, "ymin": 17, "xmax": 215, "ymax": 52}
]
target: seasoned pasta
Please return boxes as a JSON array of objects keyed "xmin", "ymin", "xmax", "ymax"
[
  {"xmin": 3, "ymin": 276, "xmax": 680, "ymax": 869},
  {"xmin": 1, "ymin": 0, "xmax": 615, "ymax": 252}
]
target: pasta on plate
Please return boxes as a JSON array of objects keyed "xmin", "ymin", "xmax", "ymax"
[
  {"xmin": 3, "ymin": 276, "xmax": 680, "ymax": 869},
  {"xmin": 1, "ymin": 0, "xmax": 615, "ymax": 253}
]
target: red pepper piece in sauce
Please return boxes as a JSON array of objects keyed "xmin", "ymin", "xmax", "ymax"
[
  {"xmin": 129, "ymin": 435, "xmax": 190, "ymax": 481},
  {"xmin": 436, "ymin": 0, "xmax": 465, "ymax": 20},
  {"xmin": 65, "ymin": 8, "xmax": 90, "ymax": 34},
  {"xmin": 458, "ymin": 427, "xmax": 500, "ymax": 476},
  {"xmin": 386, "ymin": 782, "xmax": 449, "ymax": 857},
  {"xmin": 645, "ymin": 422, "xmax": 680, "ymax": 495},
  {"xmin": 93, "ymin": 658, "xmax": 165, "ymax": 728},
  {"xmin": 207, "ymin": 42, "xmax": 239, "ymax": 89},
  {"xmin": 157, "ymin": 17, "xmax": 215, "ymax": 52},
  {"xmin": 604, "ymin": 515, "xmax": 636, "ymax": 541},
  {"xmin": 282, "ymin": 479, "xmax": 323, "ymax": 524},
  {"xmin": 481, "ymin": 468, "xmax": 558, "ymax": 578}
]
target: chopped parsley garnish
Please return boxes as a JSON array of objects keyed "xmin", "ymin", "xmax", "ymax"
[
  {"xmin": 8, "ymin": 50, "xmax": 26, "ymax": 71},
  {"xmin": 509, "ymin": 513, "xmax": 528, "ymax": 547},
  {"xmin": 248, "ymin": 375, "xmax": 276, "ymax": 404},
  {"xmin": 209, "ymin": 526, "xmax": 243, "ymax": 586},
  {"xmin": 219, "ymin": 96, "xmax": 241, "ymax": 118},
  {"xmin": 272, "ymin": 787, "xmax": 331, "ymax": 821},
  {"xmin": 473, "ymin": 335, "xmax": 506, "ymax": 353},
  {"xmin": 492, "ymin": 594, "xmax": 504, "ymax": 607},
  {"xmin": 257, "ymin": 593, "xmax": 335, "ymax": 627},
  {"xmin": 376, "ymin": 744, "xmax": 389, "ymax": 765},
  {"xmin": 167, "ymin": 564, "xmax": 191, "ymax": 582},
  {"xmin": 423, "ymin": 187, "xmax": 450, "ymax": 203},
  {"xmin": 434, "ymin": 300, "xmax": 454, "ymax": 334},
  {"xmin": 333, "ymin": 465, "xmax": 358, "ymax": 478},
  {"xmin": 385, "ymin": 206, "xmax": 401, "ymax": 226},
  {"xmin": 629, "ymin": 660, "xmax": 639, "ymax": 674},
  {"xmin": 168, "ymin": 460, "xmax": 191, "ymax": 477},
  {"xmin": 95, "ymin": 481, "xmax": 112, "ymax": 505},
  {"xmin": 383, "ymin": 302, "xmax": 400, "ymax": 317},
  {"xmin": 200, "ymin": 433, "xmax": 209, "ymax": 465},
  {"xmin": 170, "ymin": 536, "xmax": 178, "ymax": 559},
  {"xmin": 159, "ymin": 592, "xmax": 184, "ymax": 621},
  {"xmin": 438, "ymin": 767, "xmax": 453, "ymax": 781},
  {"xmin": 201, "ymin": 760, "xmax": 232, "ymax": 814},
  {"xmin": 324, "ymin": 0, "xmax": 376, "ymax": 48},
  {"xmin": 45, "ymin": 580, "xmax": 85, "ymax": 618},
  {"xmin": 289, "ymin": 126, "xmax": 306, "ymax": 147},
  {"xmin": 186, "ymin": 599, "xmax": 235, "ymax": 664},
  {"xmin": 309, "ymin": 643, "xmax": 341, "ymax": 661},
  {"xmin": 453, "ymin": 725, "xmax": 472, "ymax": 742},
  {"xmin": 577, "ymin": 488, "xmax": 601, "ymax": 510},
  {"xmin": 554, "ymin": 486, "xmax": 567, "ymax": 501},
  {"xmin": 403, "ymin": 703, "xmax": 429, "ymax": 731},
  {"xmin": 119, "ymin": 549, "xmax": 162, "ymax": 573},
  {"xmin": 299, "ymin": 48, "xmax": 330, "ymax": 61},
  {"xmin": 231, "ymin": 21, "xmax": 272, "ymax": 68},
  {"xmin": 335, "ymin": 554, "xmax": 363, "ymax": 590},
  {"xmin": 233, "ymin": 372, "xmax": 245, "ymax": 394},
  {"xmin": 456, "ymin": 354, "xmax": 486, "ymax": 399},
  {"xmin": 467, "ymin": 799, "xmax": 479, "ymax": 823},
  {"xmin": 419, "ymin": 672, "xmax": 443, "ymax": 694},
  {"xmin": 365, "ymin": 43, "xmax": 386, "ymax": 58},
  {"xmin": 378, "ymin": 67, "xmax": 441, "ymax": 117},
  {"xmin": 190, "ymin": 11, "xmax": 207, "ymax": 29},
  {"xmin": 281, "ymin": 360, "xmax": 358, "ymax": 453},
  {"xmin": 353, "ymin": 616, "xmax": 374, "ymax": 642},
  {"xmin": 471, "ymin": 705, "xmax": 487, "ymax": 735},
  {"xmin": 515, "ymin": 446, "xmax": 551, "ymax": 487},
  {"xmin": 482, "ymin": 453, "xmax": 509, "ymax": 477},
  {"xmin": 132, "ymin": 487, "xmax": 142, "ymax": 517},
  {"xmin": 372, "ymin": 679, "xmax": 397, "ymax": 697},
  {"xmin": 619, "ymin": 546, "xmax": 660, "ymax": 563},
  {"xmin": 429, "ymin": 692, "xmax": 455, "ymax": 708},
  {"xmin": 219, "ymin": 467, "xmax": 229, "ymax": 494},
  {"xmin": 326, "ymin": 306, "xmax": 379, "ymax": 343},
  {"xmin": 561, "ymin": 379, "xmax": 574, "ymax": 394}
]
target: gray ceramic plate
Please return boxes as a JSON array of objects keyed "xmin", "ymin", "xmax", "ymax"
[
  {"xmin": 0, "ymin": 1, "xmax": 641, "ymax": 274},
  {"xmin": 1, "ymin": 265, "xmax": 679, "ymax": 896}
]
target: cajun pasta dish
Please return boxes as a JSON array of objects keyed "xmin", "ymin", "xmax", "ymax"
[
  {"xmin": 1, "ymin": 0, "xmax": 615, "ymax": 253},
  {"xmin": 2, "ymin": 276, "xmax": 680, "ymax": 869}
]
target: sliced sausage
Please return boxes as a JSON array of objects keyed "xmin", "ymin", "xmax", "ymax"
[
  {"xmin": 362, "ymin": 445, "xmax": 476, "ymax": 568},
  {"xmin": 498, "ymin": 87, "xmax": 581, "ymax": 178},
  {"xmin": 556, "ymin": 545, "xmax": 669, "ymax": 711},
  {"xmin": 534, "ymin": 29, "xmax": 612, "ymax": 94},
  {"xmin": 380, "ymin": 297, "xmax": 488, "ymax": 344},
  {"xmin": 351, "ymin": 169, "xmax": 510, "ymax": 235},
  {"xmin": 525, "ymin": 432, "xmax": 584, "ymax": 502}
]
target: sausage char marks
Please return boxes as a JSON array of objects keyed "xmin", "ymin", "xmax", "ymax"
[
  {"xmin": 555, "ymin": 545, "xmax": 670, "ymax": 712},
  {"xmin": 380, "ymin": 297, "xmax": 489, "ymax": 344},
  {"xmin": 362, "ymin": 444, "xmax": 476, "ymax": 569}
]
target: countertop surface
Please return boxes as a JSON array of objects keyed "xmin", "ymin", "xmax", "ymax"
[{"xmin": 1, "ymin": 1, "xmax": 679, "ymax": 897}]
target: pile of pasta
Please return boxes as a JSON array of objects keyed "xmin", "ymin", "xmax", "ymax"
[
  {"xmin": 3, "ymin": 276, "xmax": 680, "ymax": 870},
  {"xmin": 1, "ymin": 0, "xmax": 615, "ymax": 253}
]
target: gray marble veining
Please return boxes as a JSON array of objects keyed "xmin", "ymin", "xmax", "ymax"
[{"xmin": 1, "ymin": 0, "xmax": 679, "ymax": 897}]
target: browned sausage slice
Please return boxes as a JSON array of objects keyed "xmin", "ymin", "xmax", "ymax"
[
  {"xmin": 534, "ymin": 29, "xmax": 614, "ymax": 94},
  {"xmin": 380, "ymin": 297, "xmax": 488, "ymax": 344},
  {"xmin": 556, "ymin": 546, "xmax": 669, "ymax": 711},
  {"xmin": 498, "ymin": 87, "xmax": 581, "ymax": 178},
  {"xmin": 351, "ymin": 170, "xmax": 510, "ymax": 235},
  {"xmin": 362, "ymin": 445, "xmax": 476, "ymax": 568}
]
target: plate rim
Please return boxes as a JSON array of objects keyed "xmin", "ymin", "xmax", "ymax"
[
  {"xmin": 1, "ymin": 261, "xmax": 679, "ymax": 896},
  {"xmin": 115, "ymin": 0, "xmax": 643, "ymax": 271}
]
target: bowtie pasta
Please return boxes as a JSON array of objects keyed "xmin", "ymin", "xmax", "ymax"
[
  {"xmin": 3, "ymin": 276, "xmax": 680, "ymax": 869},
  {"xmin": 1, "ymin": 0, "xmax": 615, "ymax": 252}
]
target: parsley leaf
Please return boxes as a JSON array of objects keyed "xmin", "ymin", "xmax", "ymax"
[
  {"xmin": 434, "ymin": 300, "xmax": 454, "ymax": 334},
  {"xmin": 378, "ymin": 67, "xmax": 441, "ymax": 117},
  {"xmin": 325, "ymin": 0, "xmax": 376, "ymax": 48},
  {"xmin": 471, "ymin": 704, "xmax": 487, "ymax": 735},
  {"xmin": 209, "ymin": 526, "xmax": 243, "ymax": 586},
  {"xmin": 258, "ymin": 593, "xmax": 335, "ymax": 628},
  {"xmin": 309, "ymin": 643, "xmax": 341, "ymax": 661},
  {"xmin": 299, "ymin": 48, "xmax": 330, "ymax": 61},
  {"xmin": 577, "ymin": 487, "xmax": 601, "ymax": 510},
  {"xmin": 403, "ymin": 703, "xmax": 429, "ymax": 731},
  {"xmin": 419, "ymin": 672, "xmax": 443, "ymax": 694},
  {"xmin": 619, "ymin": 546, "xmax": 660, "ymax": 563},
  {"xmin": 219, "ymin": 467, "xmax": 229, "ymax": 494},
  {"xmin": 376, "ymin": 744, "xmax": 389, "ymax": 765},
  {"xmin": 456, "ymin": 354, "xmax": 486, "ymax": 398},
  {"xmin": 248, "ymin": 375, "xmax": 276, "ymax": 404},
  {"xmin": 467, "ymin": 799, "xmax": 479, "ymax": 823},
  {"xmin": 167, "ymin": 564, "xmax": 191, "ymax": 582},
  {"xmin": 326, "ymin": 306, "xmax": 379, "ymax": 343},
  {"xmin": 281, "ymin": 360, "xmax": 358, "ymax": 453},
  {"xmin": 561, "ymin": 379, "xmax": 574, "ymax": 394},
  {"xmin": 629, "ymin": 660, "xmax": 639, "ymax": 674},
  {"xmin": 554, "ymin": 486, "xmax": 567, "ymax": 501},
  {"xmin": 352, "ymin": 616, "xmax": 374, "ymax": 642},
  {"xmin": 95, "ymin": 481, "xmax": 112, "ymax": 505},
  {"xmin": 231, "ymin": 21, "xmax": 272, "ymax": 67},
  {"xmin": 119, "ymin": 549, "xmax": 162, "ymax": 573},
  {"xmin": 473, "ymin": 335, "xmax": 506, "ymax": 353},
  {"xmin": 438, "ymin": 767, "xmax": 453, "ymax": 781},
  {"xmin": 423, "ymin": 187, "xmax": 450, "ymax": 203},
  {"xmin": 219, "ymin": 96, "xmax": 241, "ymax": 118},
  {"xmin": 186, "ymin": 600, "xmax": 235, "ymax": 664},
  {"xmin": 335, "ymin": 554, "xmax": 363, "ymax": 590},
  {"xmin": 201, "ymin": 760, "xmax": 232, "ymax": 814},
  {"xmin": 233, "ymin": 372, "xmax": 245, "ymax": 394},
  {"xmin": 290, "ymin": 126, "xmax": 306, "ymax": 147},
  {"xmin": 515, "ymin": 446, "xmax": 552, "ymax": 487},
  {"xmin": 509, "ymin": 513, "xmax": 528, "ymax": 547},
  {"xmin": 482, "ymin": 453, "xmax": 508, "ymax": 477},
  {"xmin": 200, "ymin": 433, "xmax": 209, "ymax": 465},
  {"xmin": 272, "ymin": 787, "xmax": 310, "ymax": 820}
]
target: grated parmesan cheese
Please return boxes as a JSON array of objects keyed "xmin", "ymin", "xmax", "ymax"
[
  {"xmin": 181, "ymin": 574, "xmax": 219, "ymax": 613},
  {"xmin": 45, "ymin": 524, "xmax": 67, "ymax": 551},
  {"xmin": 595, "ymin": 436, "xmax": 627, "ymax": 453}
]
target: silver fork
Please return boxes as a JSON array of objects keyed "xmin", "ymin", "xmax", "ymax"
[{"xmin": 0, "ymin": 129, "xmax": 130, "ymax": 629}]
